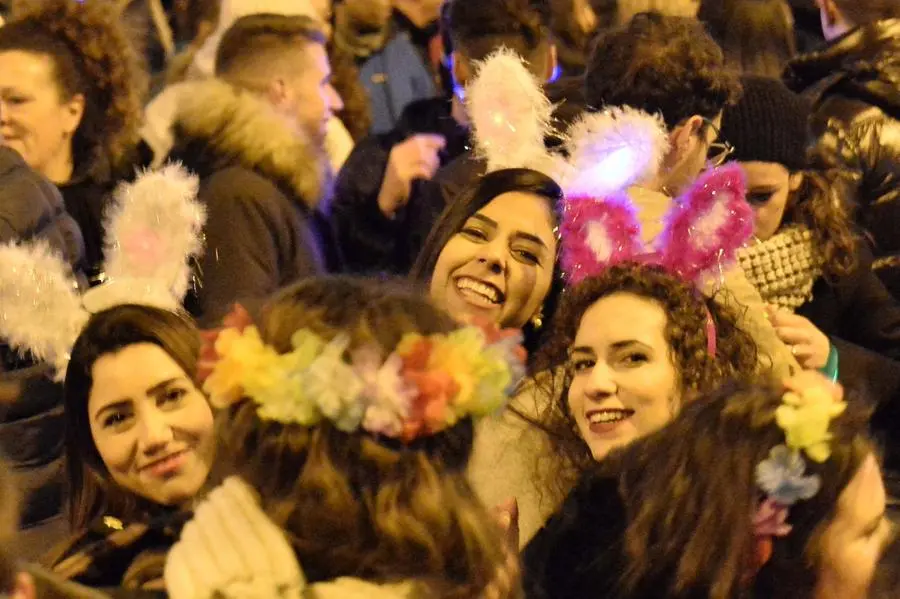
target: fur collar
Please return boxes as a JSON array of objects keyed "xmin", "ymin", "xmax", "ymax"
[{"xmin": 170, "ymin": 79, "xmax": 329, "ymax": 208}]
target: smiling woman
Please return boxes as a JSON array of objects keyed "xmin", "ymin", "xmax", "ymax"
[
  {"xmin": 411, "ymin": 168, "xmax": 564, "ymax": 355},
  {"xmin": 46, "ymin": 304, "xmax": 212, "ymax": 590}
]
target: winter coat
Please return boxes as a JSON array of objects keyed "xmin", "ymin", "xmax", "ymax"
[
  {"xmin": 784, "ymin": 19, "xmax": 900, "ymax": 296},
  {"xmin": 164, "ymin": 79, "xmax": 333, "ymax": 327},
  {"xmin": 47, "ymin": 509, "xmax": 187, "ymax": 592},
  {"xmin": 0, "ymin": 147, "xmax": 85, "ymax": 554},
  {"xmin": 328, "ymin": 97, "xmax": 469, "ymax": 275}
]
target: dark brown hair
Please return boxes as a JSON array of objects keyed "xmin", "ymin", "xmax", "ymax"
[
  {"xmin": 0, "ymin": 0, "xmax": 147, "ymax": 181},
  {"xmin": 528, "ymin": 264, "xmax": 760, "ymax": 500},
  {"xmin": 213, "ymin": 276, "xmax": 515, "ymax": 599},
  {"xmin": 63, "ymin": 305, "xmax": 201, "ymax": 532},
  {"xmin": 411, "ymin": 168, "xmax": 565, "ymax": 357},
  {"xmin": 215, "ymin": 13, "xmax": 326, "ymax": 83},
  {"xmin": 446, "ymin": 0, "xmax": 552, "ymax": 72},
  {"xmin": 607, "ymin": 380, "xmax": 872, "ymax": 599},
  {"xmin": 833, "ymin": 0, "xmax": 900, "ymax": 24},
  {"xmin": 789, "ymin": 167, "xmax": 859, "ymax": 280},
  {"xmin": 584, "ymin": 12, "xmax": 742, "ymax": 130},
  {"xmin": 699, "ymin": 0, "xmax": 797, "ymax": 79}
]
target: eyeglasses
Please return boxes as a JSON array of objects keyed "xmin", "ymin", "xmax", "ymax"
[{"xmin": 702, "ymin": 118, "xmax": 735, "ymax": 167}]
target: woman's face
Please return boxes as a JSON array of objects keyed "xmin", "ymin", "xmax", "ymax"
[
  {"xmin": 87, "ymin": 343, "xmax": 214, "ymax": 508},
  {"xmin": 0, "ymin": 50, "xmax": 83, "ymax": 183},
  {"xmin": 815, "ymin": 453, "xmax": 895, "ymax": 599},
  {"xmin": 566, "ymin": 292, "xmax": 680, "ymax": 461},
  {"xmin": 741, "ymin": 161, "xmax": 803, "ymax": 240},
  {"xmin": 429, "ymin": 191, "xmax": 557, "ymax": 329}
]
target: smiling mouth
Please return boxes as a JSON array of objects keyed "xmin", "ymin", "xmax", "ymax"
[
  {"xmin": 586, "ymin": 408, "xmax": 635, "ymax": 434},
  {"xmin": 141, "ymin": 450, "xmax": 188, "ymax": 477},
  {"xmin": 455, "ymin": 276, "xmax": 505, "ymax": 306}
]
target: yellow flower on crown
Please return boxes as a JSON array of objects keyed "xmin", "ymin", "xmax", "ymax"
[
  {"xmin": 428, "ymin": 328, "xmax": 485, "ymax": 411},
  {"xmin": 775, "ymin": 386, "xmax": 847, "ymax": 463},
  {"xmin": 204, "ymin": 326, "xmax": 279, "ymax": 408}
]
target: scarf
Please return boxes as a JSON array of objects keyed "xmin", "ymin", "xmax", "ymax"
[{"xmin": 737, "ymin": 225, "xmax": 823, "ymax": 311}]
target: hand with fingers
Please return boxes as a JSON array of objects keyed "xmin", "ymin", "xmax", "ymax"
[
  {"xmin": 164, "ymin": 477, "xmax": 305, "ymax": 599},
  {"xmin": 766, "ymin": 305, "xmax": 833, "ymax": 371},
  {"xmin": 377, "ymin": 134, "xmax": 446, "ymax": 219}
]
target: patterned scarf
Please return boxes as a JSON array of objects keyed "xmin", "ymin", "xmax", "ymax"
[{"xmin": 737, "ymin": 225, "xmax": 823, "ymax": 311}]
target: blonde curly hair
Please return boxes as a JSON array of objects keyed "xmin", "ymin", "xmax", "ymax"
[{"xmin": 1, "ymin": 0, "xmax": 148, "ymax": 180}]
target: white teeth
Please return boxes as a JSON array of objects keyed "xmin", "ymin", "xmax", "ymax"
[
  {"xmin": 456, "ymin": 277, "xmax": 501, "ymax": 304},
  {"xmin": 588, "ymin": 410, "xmax": 631, "ymax": 424}
]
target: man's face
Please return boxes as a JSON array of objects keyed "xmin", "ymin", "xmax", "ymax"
[
  {"xmin": 277, "ymin": 43, "xmax": 343, "ymax": 145},
  {"xmin": 663, "ymin": 113, "xmax": 722, "ymax": 196}
]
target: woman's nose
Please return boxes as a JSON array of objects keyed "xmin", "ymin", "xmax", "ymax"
[{"xmin": 137, "ymin": 409, "xmax": 174, "ymax": 454}]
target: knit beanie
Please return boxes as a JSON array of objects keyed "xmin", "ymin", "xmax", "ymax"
[{"xmin": 720, "ymin": 75, "xmax": 812, "ymax": 171}]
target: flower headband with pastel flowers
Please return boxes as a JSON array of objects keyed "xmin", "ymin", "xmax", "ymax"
[
  {"xmin": 752, "ymin": 378, "xmax": 847, "ymax": 569},
  {"xmin": 200, "ymin": 307, "xmax": 528, "ymax": 442}
]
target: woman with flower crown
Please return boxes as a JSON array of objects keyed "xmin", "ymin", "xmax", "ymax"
[
  {"xmin": 523, "ymin": 375, "xmax": 894, "ymax": 599},
  {"xmin": 164, "ymin": 276, "xmax": 527, "ymax": 599}
]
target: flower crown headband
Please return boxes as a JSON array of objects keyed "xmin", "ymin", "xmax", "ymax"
[
  {"xmin": 201, "ymin": 307, "xmax": 528, "ymax": 442},
  {"xmin": 0, "ymin": 164, "xmax": 206, "ymax": 380},
  {"xmin": 752, "ymin": 381, "xmax": 847, "ymax": 572}
]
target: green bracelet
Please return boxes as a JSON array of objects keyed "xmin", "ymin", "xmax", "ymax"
[{"xmin": 819, "ymin": 343, "xmax": 839, "ymax": 383}]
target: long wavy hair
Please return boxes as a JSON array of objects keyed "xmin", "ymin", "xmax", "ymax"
[
  {"xmin": 788, "ymin": 166, "xmax": 859, "ymax": 280},
  {"xmin": 526, "ymin": 264, "xmax": 761, "ymax": 501},
  {"xmin": 605, "ymin": 380, "xmax": 872, "ymax": 599},
  {"xmin": 63, "ymin": 305, "xmax": 201, "ymax": 532},
  {"xmin": 411, "ymin": 168, "xmax": 565, "ymax": 358},
  {"xmin": 0, "ymin": 0, "xmax": 147, "ymax": 181},
  {"xmin": 212, "ymin": 276, "xmax": 516, "ymax": 599}
]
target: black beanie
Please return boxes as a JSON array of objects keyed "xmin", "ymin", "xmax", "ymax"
[{"xmin": 720, "ymin": 75, "xmax": 813, "ymax": 171}]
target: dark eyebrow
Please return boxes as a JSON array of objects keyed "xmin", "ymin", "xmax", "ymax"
[
  {"xmin": 512, "ymin": 231, "xmax": 549, "ymax": 249},
  {"xmin": 147, "ymin": 378, "xmax": 180, "ymax": 398},
  {"xmin": 93, "ymin": 400, "xmax": 132, "ymax": 422},
  {"xmin": 568, "ymin": 346, "xmax": 595, "ymax": 357},
  {"xmin": 470, "ymin": 213, "xmax": 498, "ymax": 228}
]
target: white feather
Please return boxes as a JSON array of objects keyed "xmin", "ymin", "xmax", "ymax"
[
  {"xmin": 0, "ymin": 242, "xmax": 88, "ymax": 379},
  {"xmin": 466, "ymin": 47, "xmax": 554, "ymax": 173},
  {"xmin": 561, "ymin": 107, "xmax": 670, "ymax": 198},
  {"xmin": 102, "ymin": 163, "xmax": 206, "ymax": 306}
]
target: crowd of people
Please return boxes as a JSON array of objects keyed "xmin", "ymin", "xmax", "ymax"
[{"xmin": 0, "ymin": 0, "xmax": 898, "ymax": 597}]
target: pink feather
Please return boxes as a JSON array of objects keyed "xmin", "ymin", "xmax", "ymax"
[
  {"xmin": 656, "ymin": 163, "xmax": 753, "ymax": 282},
  {"xmin": 560, "ymin": 192, "xmax": 644, "ymax": 285}
]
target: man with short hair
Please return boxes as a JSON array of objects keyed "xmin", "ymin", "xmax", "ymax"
[{"xmin": 166, "ymin": 13, "xmax": 343, "ymax": 326}]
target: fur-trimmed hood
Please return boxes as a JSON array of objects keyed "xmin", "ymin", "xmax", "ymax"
[{"xmin": 168, "ymin": 79, "xmax": 330, "ymax": 209}]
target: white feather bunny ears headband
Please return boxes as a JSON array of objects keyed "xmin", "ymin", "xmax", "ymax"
[
  {"xmin": 0, "ymin": 164, "xmax": 206, "ymax": 380},
  {"xmin": 467, "ymin": 48, "xmax": 754, "ymax": 288}
]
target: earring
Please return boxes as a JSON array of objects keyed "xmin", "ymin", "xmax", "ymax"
[{"xmin": 530, "ymin": 309, "xmax": 544, "ymax": 331}]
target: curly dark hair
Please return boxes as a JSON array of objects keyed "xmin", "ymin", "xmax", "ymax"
[
  {"xmin": 0, "ymin": 0, "xmax": 148, "ymax": 181},
  {"xmin": 526, "ymin": 263, "xmax": 760, "ymax": 500},
  {"xmin": 584, "ymin": 11, "xmax": 742, "ymax": 129}
]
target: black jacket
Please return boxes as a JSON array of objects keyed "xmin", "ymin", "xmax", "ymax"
[
  {"xmin": 164, "ymin": 79, "xmax": 333, "ymax": 327},
  {"xmin": 0, "ymin": 148, "xmax": 85, "ymax": 544},
  {"xmin": 328, "ymin": 97, "xmax": 469, "ymax": 275},
  {"xmin": 784, "ymin": 20, "xmax": 900, "ymax": 295}
]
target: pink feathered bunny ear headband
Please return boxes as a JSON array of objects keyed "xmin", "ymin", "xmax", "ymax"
[
  {"xmin": 0, "ymin": 163, "xmax": 206, "ymax": 380},
  {"xmin": 560, "ymin": 163, "xmax": 754, "ymax": 355}
]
